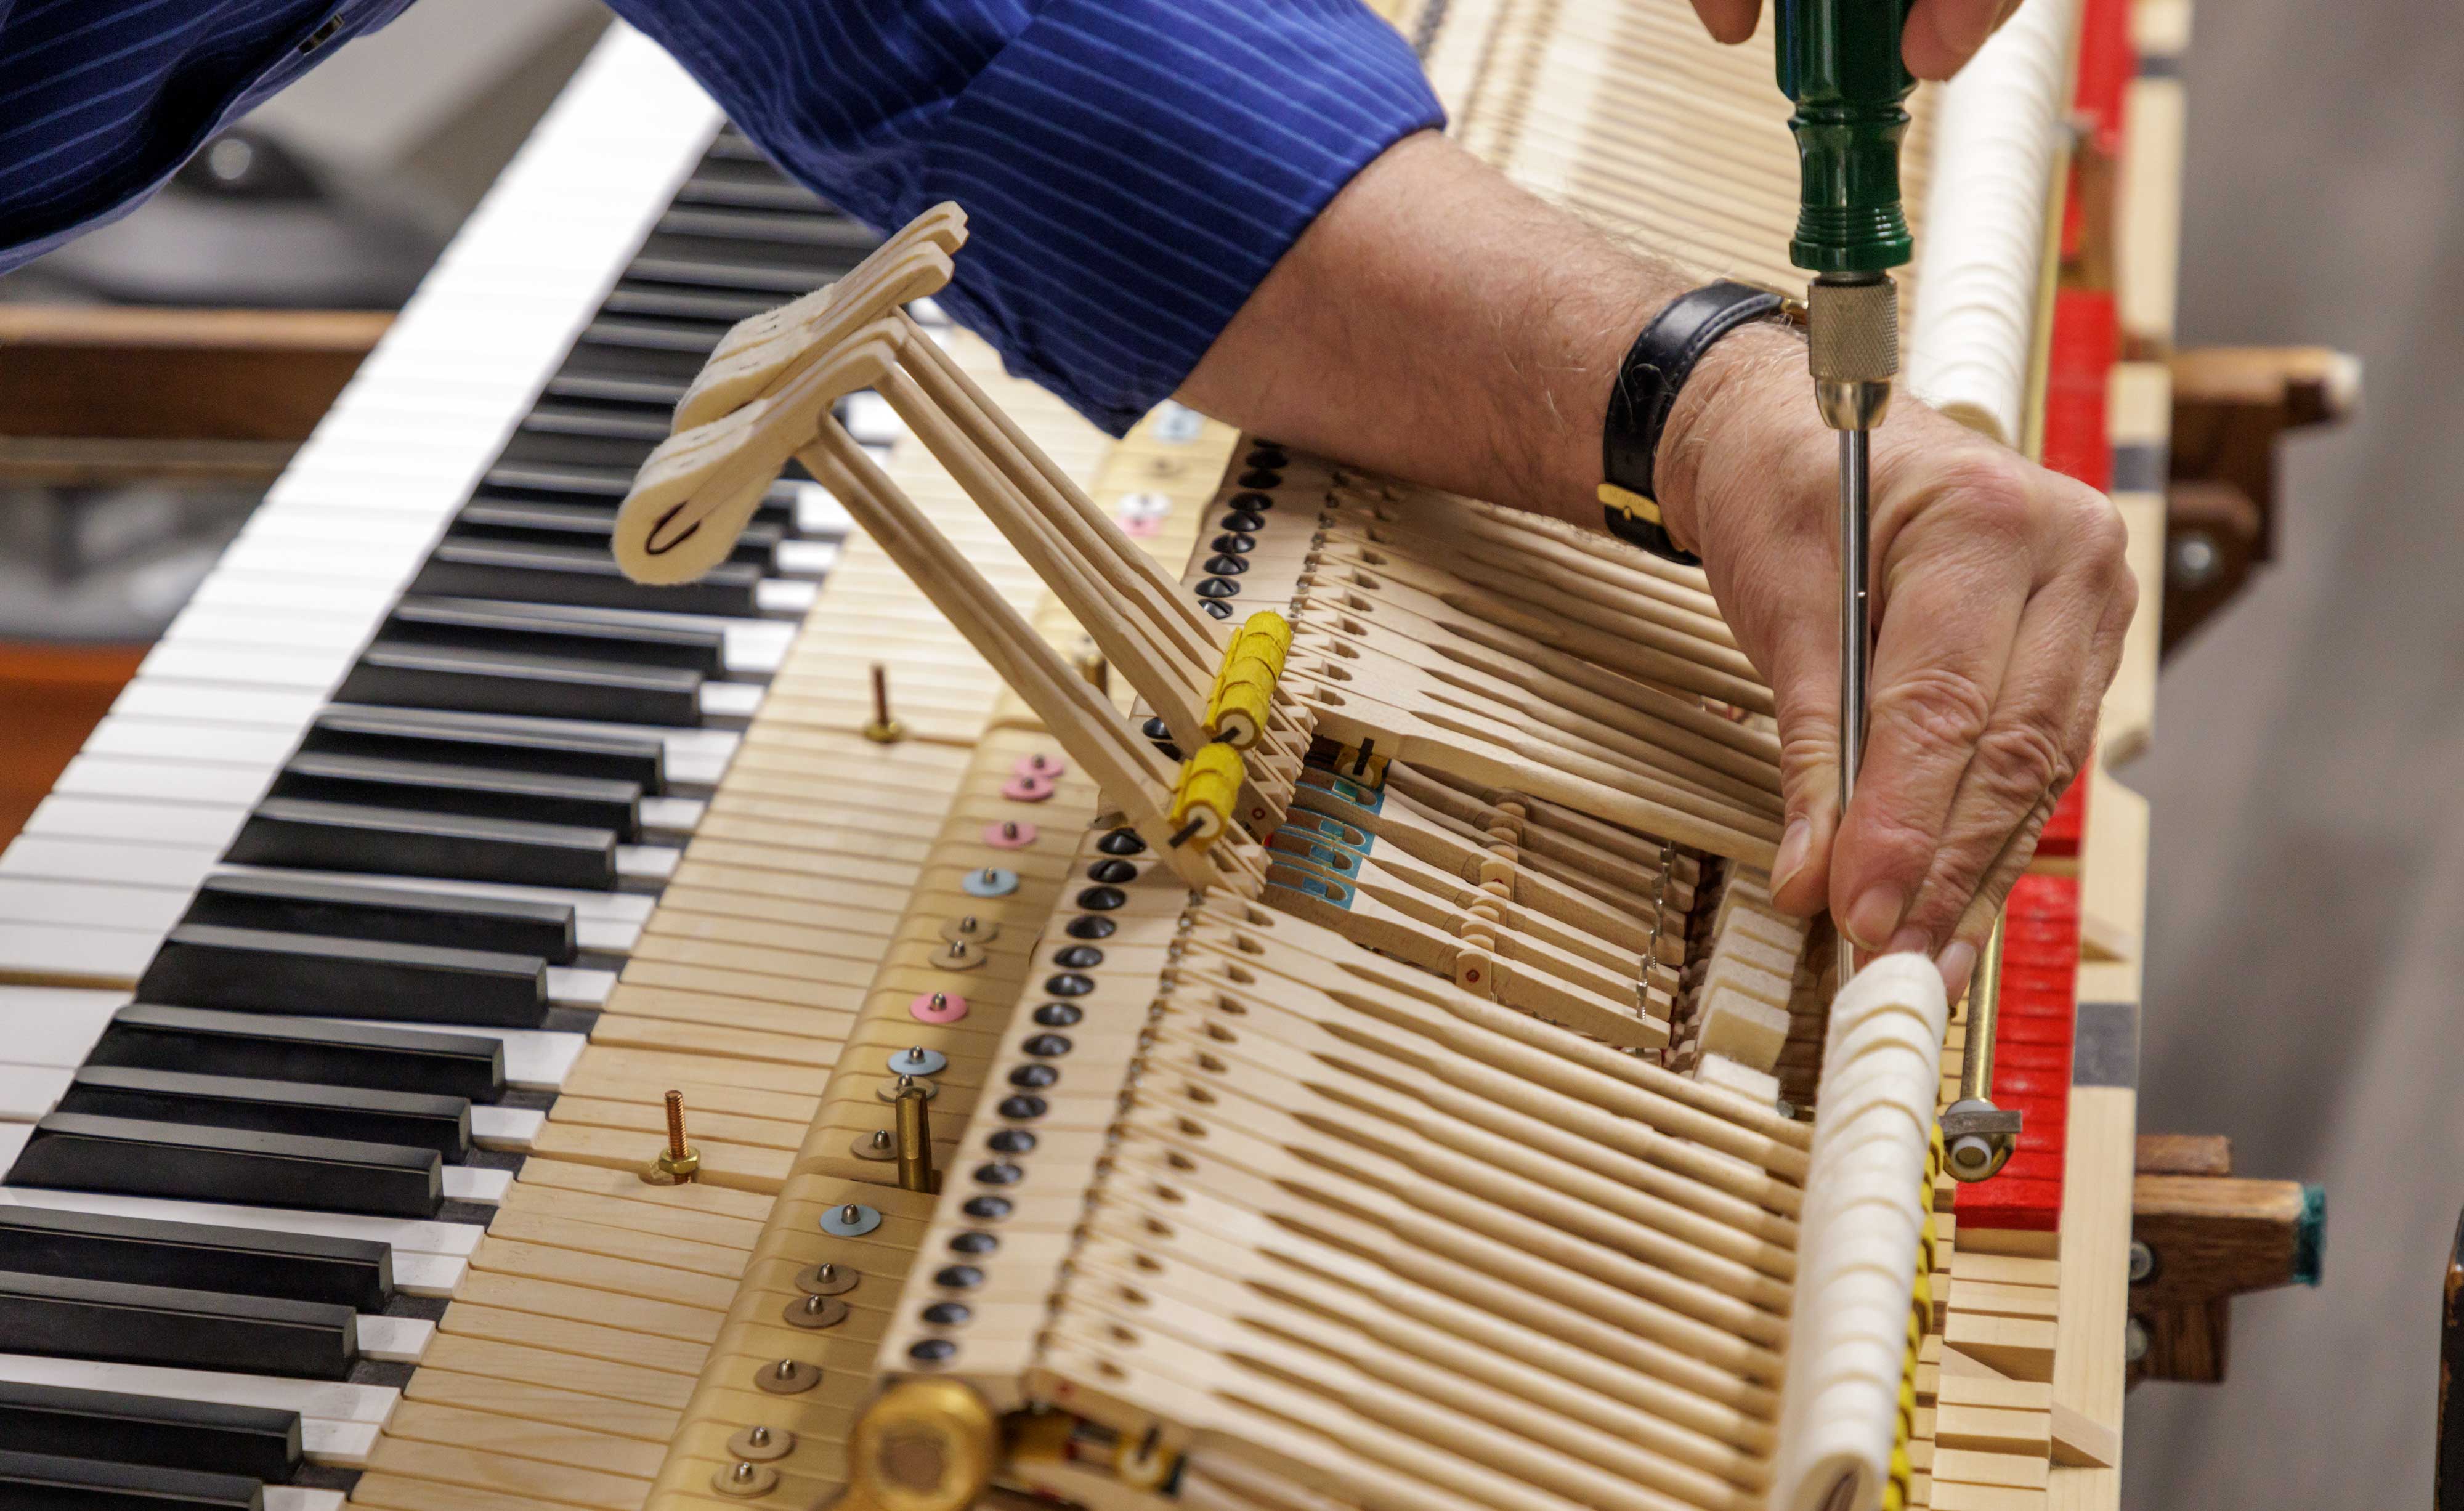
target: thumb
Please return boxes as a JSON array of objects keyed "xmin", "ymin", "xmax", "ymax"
[{"xmin": 1689, "ymin": 0, "xmax": 1765, "ymax": 44}]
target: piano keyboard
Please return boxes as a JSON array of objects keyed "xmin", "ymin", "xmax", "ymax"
[{"xmin": 0, "ymin": 26, "xmax": 933, "ymax": 1511}]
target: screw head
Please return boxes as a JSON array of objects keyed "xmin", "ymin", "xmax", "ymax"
[
  {"xmin": 2170, "ymin": 530, "xmax": 2221, "ymax": 588},
  {"xmin": 2128, "ymin": 1239, "xmax": 2157, "ymax": 1284},
  {"xmin": 2124, "ymin": 1315, "xmax": 2150, "ymax": 1364}
]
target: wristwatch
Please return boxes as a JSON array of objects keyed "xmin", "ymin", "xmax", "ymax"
[{"xmin": 1599, "ymin": 280, "xmax": 1801, "ymax": 564}]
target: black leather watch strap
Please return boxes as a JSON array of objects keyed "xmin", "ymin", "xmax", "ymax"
[{"xmin": 1599, "ymin": 280, "xmax": 1789, "ymax": 564}]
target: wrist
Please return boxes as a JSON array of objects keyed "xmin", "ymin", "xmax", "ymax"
[{"xmin": 1651, "ymin": 320, "xmax": 1807, "ymax": 553}]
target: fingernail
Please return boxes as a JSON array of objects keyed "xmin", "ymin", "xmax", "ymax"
[
  {"xmin": 1884, "ymin": 926, "xmax": 1930, "ymax": 958},
  {"xmin": 1770, "ymin": 818, "xmax": 1812, "ymax": 894},
  {"xmin": 1937, "ymin": 941, "xmax": 1979, "ymax": 997},
  {"xmin": 1842, "ymin": 883, "xmax": 1907, "ymax": 949}
]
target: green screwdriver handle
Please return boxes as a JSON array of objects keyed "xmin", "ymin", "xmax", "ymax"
[{"xmin": 1775, "ymin": 0, "xmax": 1918, "ymax": 275}]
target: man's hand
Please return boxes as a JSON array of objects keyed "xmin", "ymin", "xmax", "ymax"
[
  {"xmin": 1181, "ymin": 134, "xmax": 2136, "ymax": 996},
  {"xmin": 1657, "ymin": 323, "xmax": 2136, "ymax": 992},
  {"xmin": 1688, "ymin": 0, "xmax": 2024, "ymax": 79}
]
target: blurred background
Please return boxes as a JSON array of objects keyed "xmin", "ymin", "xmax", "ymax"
[{"xmin": 0, "ymin": 1, "xmax": 2452, "ymax": 1504}]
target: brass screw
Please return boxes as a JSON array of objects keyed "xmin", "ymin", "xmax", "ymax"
[
  {"xmin": 644, "ymin": 1088, "xmax": 702, "ymax": 1184},
  {"xmin": 862, "ymin": 663, "xmax": 905, "ymax": 743}
]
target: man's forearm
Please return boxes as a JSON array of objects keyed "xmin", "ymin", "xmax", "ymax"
[{"xmin": 1178, "ymin": 131, "xmax": 1754, "ymax": 530}]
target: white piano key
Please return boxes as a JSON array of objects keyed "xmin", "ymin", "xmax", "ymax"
[
  {"xmin": 469, "ymin": 1107, "xmax": 543, "ymax": 1152},
  {"xmin": 667, "ymin": 750, "xmax": 729, "ymax": 787},
  {"xmin": 617, "ymin": 846, "xmax": 680, "ymax": 883},
  {"xmin": 187, "ymin": 573, "xmax": 398, "ymax": 619},
  {"xmin": 136, "ymin": 642, "xmax": 355, "ymax": 692},
  {"xmin": 23, "ymin": 796, "xmax": 248, "ymax": 851},
  {"xmin": 165, "ymin": 604, "xmax": 384, "ymax": 652},
  {"xmin": 81, "ymin": 718, "xmax": 302, "ymax": 769},
  {"xmin": 793, "ymin": 481, "xmax": 854, "ymax": 535},
  {"xmin": 546, "ymin": 967, "xmax": 617, "ymax": 1008},
  {"xmin": 315, "ymin": 1022, "xmax": 585, "ymax": 1092},
  {"xmin": 756, "ymin": 579, "xmax": 821, "ymax": 615},
  {"xmin": 726, "ymin": 622, "xmax": 797, "ymax": 670},
  {"xmin": 239, "ymin": 508, "xmax": 444, "ymax": 548},
  {"xmin": 390, "ymin": 1252, "xmax": 468, "ymax": 1297},
  {"xmin": 773, "ymin": 539, "xmax": 840, "ymax": 578},
  {"xmin": 442, "ymin": 1166, "xmax": 511, "ymax": 1205},
  {"xmin": 112, "ymin": 683, "xmax": 323, "ymax": 730},
  {"xmin": 269, "ymin": 1485, "xmax": 351, "ymax": 1511},
  {"xmin": 0, "ymin": 875, "xmax": 191, "ymax": 932},
  {"xmin": 0, "ymin": 923, "xmax": 153, "ymax": 986},
  {"xmin": 638, "ymin": 797, "xmax": 705, "ymax": 831},
  {"xmin": 0, "ymin": 1186, "xmax": 483, "ymax": 1257},
  {"xmin": 698, "ymin": 682, "xmax": 764, "ymax": 721},
  {"xmin": 49, "ymin": 756, "xmax": 274, "ymax": 809},
  {"xmin": 841, "ymin": 391, "xmax": 901, "ymax": 446},
  {"xmin": 0, "ymin": 1066, "xmax": 68, "ymax": 1121},
  {"xmin": 576, "ymin": 917, "xmax": 640, "ymax": 953},
  {"xmin": 0, "ymin": 1354, "xmax": 399, "ymax": 1433},
  {"xmin": 0, "ymin": 1124, "xmax": 27, "ymax": 1167},
  {"xmin": 354, "ymin": 1316, "xmax": 434, "ymax": 1363},
  {"xmin": 0, "ymin": 837, "xmax": 220, "ymax": 893},
  {"xmin": 213, "ymin": 539, "xmax": 422, "ymax": 585},
  {"xmin": 0, "ymin": 989, "xmax": 125, "ymax": 1069}
]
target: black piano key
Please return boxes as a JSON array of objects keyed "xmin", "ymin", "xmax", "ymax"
[
  {"xmin": 183, "ymin": 873, "xmax": 577, "ymax": 964},
  {"xmin": 594, "ymin": 283, "xmax": 773, "ymax": 325},
  {"xmin": 303, "ymin": 706, "xmax": 665, "ymax": 792},
  {"xmin": 454, "ymin": 500, "xmax": 784, "ymax": 565},
  {"xmin": 387, "ymin": 598, "xmax": 727, "ymax": 675},
  {"xmin": 672, "ymin": 164, "xmax": 832, "ymax": 214},
  {"xmin": 541, "ymin": 368, "xmax": 688, "ymax": 407},
  {"xmin": 137, "ymin": 923, "xmax": 551, "ymax": 1029},
  {"xmin": 409, "ymin": 539, "xmax": 765, "ymax": 618},
  {"xmin": 513, "ymin": 405, "xmax": 675, "ymax": 446},
  {"xmin": 0, "ymin": 1382, "xmax": 300, "ymax": 1484},
  {"xmin": 493, "ymin": 426, "xmax": 666, "ymax": 472},
  {"xmin": 10, "ymin": 1114, "xmax": 442, "ymax": 1221},
  {"xmin": 0, "ymin": 1207, "xmax": 390, "ymax": 1313},
  {"xmin": 92, "ymin": 1007, "xmax": 506, "ymax": 1104},
  {"xmin": 267, "ymin": 753, "xmax": 645, "ymax": 840},
  {"xmin": 0, "ymin": 1448, "xmax": 265, "ymax": 1510},
  {"xmin": 0, "ymin": 1268, "xmax": 357, "ymax": 1381},
  {"xmin": 225, "ymin": 798, "xmax": 618, "ymax": 894},
  {"xmin": 336, "ymin": 641, "xmax": 706, "ymax": 729},
  {"xmin": 660, "ymin": 206, "xmax": 878, "ymax": 257},
  {"xmin": 479, "ymin": 463, "xmax": 795, "ymax": 522},
  {"xmin": 58, "ymin": 1067, "xmax": 472, "ymax": 1163}
]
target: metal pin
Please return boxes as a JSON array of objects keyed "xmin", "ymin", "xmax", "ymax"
[
  {"xmin": 815, "ymin": 1264, "xmax": 837, "ymax": 1285},
  {"xmin": 643, "ymin": 1089, "xmax": 701, "ymax": 1183},
  {"xmin": 748, "ymin": 1427, "xmax": 771, "ymax": 1447},
  {"xmin": 732, "ymin": 1463, "xmax": 759, "ymax": 1484},
  {"xmin": 840, "ymin": 1205, "xmax": 859, "ymax": 1225},
  {"xmin": 1002, "ymin": 821, "xmax": 1019, "ymax": 840},
  {"xmin": 957, "ymin": 918, "xmax": 979, "ymax": 935},
  {"xmin": 979, "ymin": 867, "xmax": 998, "ymax": 885},
  {"xmin": 1167, "ymin": 817, "xmax": 1206, "ymax": 848},
  {"xmin": 872, "ymin": 1130, "xmax": 892, "ymax": 1149},
  {"xmin": 862, "ymin": 663, "xmax": 905, "ymax": 743}
]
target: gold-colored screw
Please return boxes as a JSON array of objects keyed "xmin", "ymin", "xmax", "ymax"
[
  {"xmin": 644, "ymin": 1088, "xmax": 702, "ymax": 1184},
  {"xmin": 862, "ymin": 663, "xmax": 905, "ymax": 743}
]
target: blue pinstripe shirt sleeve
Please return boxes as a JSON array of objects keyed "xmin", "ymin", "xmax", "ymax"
[{"xmin": 606, "ymin": 0, "xmax": 1445, "ymax": 435}]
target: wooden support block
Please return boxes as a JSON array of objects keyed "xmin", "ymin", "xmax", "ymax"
[
  {"xmin": 1936, "ymin": 1403, "xmax": 2054, "ymax": 1458},
  {"xmin": 2049, "ymin": 1401, "xmax": 2119, "ymax": 1469},
  {"xmin": 2134, "ymin": 1132, "xmax": 2230, "ymax": 1178},
  {"xmin": 1930, "ymin": 1482, "xmax": 2048, "ymax": 1511},
  {"xmin": 1946, "ymin": 1313, "xmax": 2059, "ymax": 1382},
  {"xmin": 1933, "ymin": 1448, "xmax": 2051, "ymax": 1491}
]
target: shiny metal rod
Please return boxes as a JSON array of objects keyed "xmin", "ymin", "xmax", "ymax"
[{"xmin": 1836, "ymin": 425, "xmax": 1871, "ymax": 984}]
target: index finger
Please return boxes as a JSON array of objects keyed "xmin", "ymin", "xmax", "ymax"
[
  {"xmin": 1690, "ymin": 0, "xmax": 1764, "ymax": 44},
  {"xmin": 1826, "ymin": 494, "xmax": 2032, "ymax": 950},
  {"xmin": 1903, "ymin": 0, "xmax": 2021, "ymax": 79}
]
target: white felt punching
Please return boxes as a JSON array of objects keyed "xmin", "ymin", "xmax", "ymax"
[
  {"xmin": 1770, "ymin": 952, "xmax": 1949, "ymax": 1511},
  {"xmin": 1907, "ymin": 0, "xmax": 2082, "ymax": 445}
]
